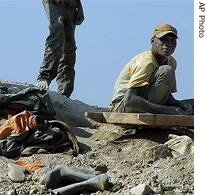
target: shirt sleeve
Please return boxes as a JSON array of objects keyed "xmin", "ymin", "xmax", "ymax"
[{"xmin": 128, "ymin": 55, "xmax": 156, "ymax": 88}]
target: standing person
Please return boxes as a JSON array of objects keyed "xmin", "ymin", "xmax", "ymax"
[
  {"xmin": 37, "ymin": 0, "xmax": 84, "ymax": 98},
  {"xmin": 109, "ymin": 23, "xmax": 193, "ymax": 115}
]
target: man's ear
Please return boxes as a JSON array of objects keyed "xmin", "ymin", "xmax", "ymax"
[{"xmin": 151, "ymin": 37, "xmax": 154, "ymax": 44}]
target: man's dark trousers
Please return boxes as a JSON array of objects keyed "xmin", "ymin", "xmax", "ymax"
[{"xmin": 38, "ymin": 0, "xmax": 77, "ymax": 97}]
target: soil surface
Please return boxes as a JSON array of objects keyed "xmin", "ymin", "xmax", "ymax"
[{"xmin": 0, "ymin": 123, "xmax": 194, "ymax": 195}]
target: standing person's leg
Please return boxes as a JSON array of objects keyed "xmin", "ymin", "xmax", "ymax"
[
  {"xmin": 56, "ymin": 5, "xmax": 77, "ymax": 97},
  {"xmin": 148, "ymin": 65, "xmax": 176, "ymax": 104},
  {"xmin": 37, "ymin": 0, "xmax": 65, "ymax": 90}
]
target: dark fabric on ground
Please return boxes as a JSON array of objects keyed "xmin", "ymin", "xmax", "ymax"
[
  {"xmin": 0, "ymin": 87, "xmax": 56, "ymax": 120},
  {"xmin": 0, "ymin": 120, "xmax": 78, "ymax": 158}
]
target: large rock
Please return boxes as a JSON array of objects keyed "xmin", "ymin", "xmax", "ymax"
[
  {"xmin": 49, "ymin": 91, "xmax": 107, "ymax": 127},
  {"xmin": 164, "ymin": 134, "xmax": 194, "ymax": 157},
  {"xmin": 130, "ymin": 183, "xmax": 154, "ymax": 195}
]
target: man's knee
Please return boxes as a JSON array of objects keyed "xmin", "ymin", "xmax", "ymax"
[
  {"xmin": 158, "ymin": 65, "xmax": 175, "ymax": 77},
  {"xmin": 154, "ymin": 65, "xmax": 175, "ymax": 86}
]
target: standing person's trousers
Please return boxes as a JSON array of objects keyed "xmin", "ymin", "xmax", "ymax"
[{"xmin": 37, "ymin": 0, "xmax": 77, "ymax": 97}]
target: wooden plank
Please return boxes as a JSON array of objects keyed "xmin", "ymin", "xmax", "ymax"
[{"xmin": 85, "ymin": 112, "xmax": 194, "ymax": 127}]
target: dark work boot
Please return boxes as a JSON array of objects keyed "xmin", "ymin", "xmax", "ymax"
[
  {"xmin": 51, "ymin": 173, "xmax": 111, "ymax": 195},
  {"xmin": 45, "ymin": 165, "xmax": 101, "ymax": 189}
]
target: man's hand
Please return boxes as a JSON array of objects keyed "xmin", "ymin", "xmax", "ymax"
[
  {"xmin": 52, "ymin": 0, "xmax": 61, "ymax": 5},
  {"xmin": 178, "ymin": 101, "xmax": 193, "ymax": 115},
  {"xmin": 163, "ymin": 106, "xmax": 187, "ymax": 115},
  {"xmin": 74, "ymin": 6, "xmax": 84, "ymax": 25},
  {"xmin": 167, "ymin": 95, "xmax": 194, "ymax": 115}
]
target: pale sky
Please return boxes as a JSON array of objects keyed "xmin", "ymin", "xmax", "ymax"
[
  {"xmin": 0, "ymin": 0, "xmax": 194, "ymax": 107},
  {"xmin": 1, "ymin": 1, "xmax": 209, "ymax": 192}
]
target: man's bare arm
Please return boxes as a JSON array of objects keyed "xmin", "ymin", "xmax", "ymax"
[{"xmin": 123, "ymin": 88, "xmax": 188, "ymax": 115}]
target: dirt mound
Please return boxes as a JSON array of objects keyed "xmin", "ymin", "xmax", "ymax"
[
  {"xmin": 0, "ymin": 124, "xmax": 194, "ymax": 194},
  {"xmin": 0, "ymin": 81, "xmax": 194, "ymax": 194}
]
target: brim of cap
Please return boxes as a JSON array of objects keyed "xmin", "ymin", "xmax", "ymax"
[{"xmin": 155, "ymin": 31, "xmax": 178, "ymax": 38}]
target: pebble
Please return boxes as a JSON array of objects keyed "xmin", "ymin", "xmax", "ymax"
[{"xmin": 7, "ymin": 163, "xmax": 26, "ymax": 182}]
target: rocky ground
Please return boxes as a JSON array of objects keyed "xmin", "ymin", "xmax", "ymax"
[
  {"xmin": 0, "ymin": 123, "xmax": 194, "ymax": 195},
  {"xmin": 0, "ymin": 81, "xmax": 194, "ymax": 195}
]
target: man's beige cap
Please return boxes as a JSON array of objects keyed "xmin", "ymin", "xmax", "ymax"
[{"xmin": 152, "ymin": 23, "xmax": 178, "ymax": 38}]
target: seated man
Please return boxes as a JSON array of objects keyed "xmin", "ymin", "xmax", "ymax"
[{"xmin": 109, "ymin": 23, "xmax": 193, "ymax": 115}]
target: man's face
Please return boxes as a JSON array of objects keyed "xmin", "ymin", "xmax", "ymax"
[{"xmin": 152, "ymin": 33, "xmax": 177, "ymax": 57}]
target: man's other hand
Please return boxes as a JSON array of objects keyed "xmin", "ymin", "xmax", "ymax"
[
  {"xmin": 52, "ymin": 0, "xmax": 61, "ymax": 5},
  {"xmin": 178, "ymin": 101, "xmax": 194, "ymax": 115},
  {"xmin": 74, "ymin": 7, "xmax": 84, "ymax": 25}
]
